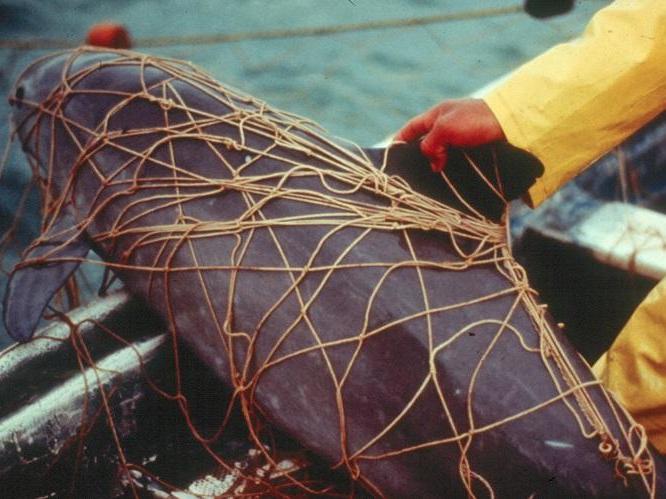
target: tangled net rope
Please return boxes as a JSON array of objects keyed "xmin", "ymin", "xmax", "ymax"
[{"xmin": 4, "ymin": 47, "xmax": 658, "ymax": 497}]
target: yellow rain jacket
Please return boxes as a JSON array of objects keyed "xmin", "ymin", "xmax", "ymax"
[{"xmin": 484, "ymin": 0, "xmax": 666, "ymax": 453}]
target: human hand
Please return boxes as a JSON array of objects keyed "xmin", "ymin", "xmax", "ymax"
[{"xmin": 395, "ymin": 98, "xmax": 506, "ymax": 172}]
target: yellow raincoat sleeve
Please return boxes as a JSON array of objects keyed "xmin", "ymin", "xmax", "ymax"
[
  {"xmin": 483, "ymin": 0, "xmax": 666, "ymax": 208},
  {"xmin": 484, "ymin": 0, "xmax": 666, "ymax": 454}
]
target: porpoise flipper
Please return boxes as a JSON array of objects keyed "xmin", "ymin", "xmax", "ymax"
[
  {"xmin": 363, "ymin": 141, "xmax": 544, "ymax": 220},
  {"xmin": 3, "ymin": 211, "xmax": 89, "ymax": 342}
]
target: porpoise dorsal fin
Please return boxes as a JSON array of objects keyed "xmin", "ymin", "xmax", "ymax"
[
  {"xmin": 362, "ymin": 142, "xmax": 544, "ymax": 221},
  {"xmin": 362, "ymin": 142, "xmax": 453, "ymax": 206},
  {"xmin": 3, "ymin": 210, "xmax": 89, "ymax": 342}
]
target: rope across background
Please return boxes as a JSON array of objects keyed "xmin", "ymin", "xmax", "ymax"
[{"xmin": 0, "ymin": 6, "xmax": 524, "ymax": 51}]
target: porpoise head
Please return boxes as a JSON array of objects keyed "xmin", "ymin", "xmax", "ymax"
[{"xmin": 3, "ymin": 51, "xmax": 106, "ymax": 342}]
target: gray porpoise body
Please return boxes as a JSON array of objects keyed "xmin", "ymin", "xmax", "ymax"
[{"xmin": 4, "ymin": 49, "xmax": 665, "ymax": 498}]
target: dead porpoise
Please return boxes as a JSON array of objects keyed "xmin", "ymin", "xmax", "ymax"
[{"xmin": 3, "ymin": 48, "xmax": 664, "ymax": 498}]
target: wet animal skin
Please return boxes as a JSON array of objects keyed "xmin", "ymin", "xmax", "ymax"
[{"xmin": 4, "ymin": 48, "xmax": 664, "ymax": 498}]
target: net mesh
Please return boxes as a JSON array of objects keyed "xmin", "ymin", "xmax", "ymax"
[{"xmin": 3, "ymin": 47, "xmax": 658, "ymax": 497}]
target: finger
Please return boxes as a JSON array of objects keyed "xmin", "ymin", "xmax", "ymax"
[
  {"xmin": 420, "ymin": 134, "xmax": 447, "ymax": 173},
  {"xmin": 395, "ymin": 114, "xmax": 431, "ymax": 143},
  {"xmin": 430, "ymin": 147, "xmax": 447, "ymax": 173}
]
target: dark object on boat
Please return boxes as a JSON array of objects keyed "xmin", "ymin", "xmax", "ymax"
[
  {"xmin": 524, "ymin": 0, "xmax": 575, "ymax": 19},
  {"xmin": 3, "ymin": 48, "xmax": 664, "ymax": 497}
]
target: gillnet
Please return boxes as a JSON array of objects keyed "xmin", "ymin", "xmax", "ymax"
[{"xmin": 1, "ymin": 47, "xmax": 660, "ymax": 498}]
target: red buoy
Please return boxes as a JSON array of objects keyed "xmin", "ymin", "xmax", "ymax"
[{"xmin": 86, "ymin": 23, "xmax": 132, "ymax": 49}]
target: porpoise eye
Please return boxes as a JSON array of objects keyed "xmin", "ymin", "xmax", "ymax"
[{"xmin": 14, "ymin": 86, "xmax": 24, "ymax": 106}]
